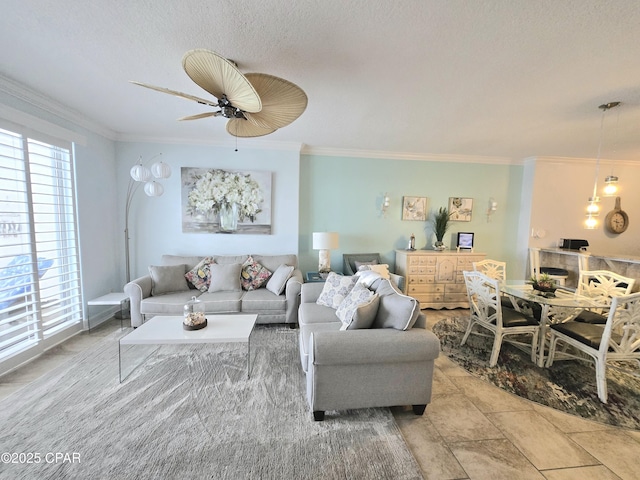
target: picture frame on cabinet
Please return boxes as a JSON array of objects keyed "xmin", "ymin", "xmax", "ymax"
[
  {"xmin": 402, "ymin": 196, "xmax": 427, "ymax": 221},
  {"xmin": 449, "ymin": 197, "xmax": 473, "ymax": 222}
]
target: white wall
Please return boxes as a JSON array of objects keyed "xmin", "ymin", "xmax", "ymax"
[
  {"xmin": 525, "ymin": 157, "xmax": 640, "ymax": 256},
  {"xmin": 117, "ymin": 141, "xmax": 300, "ymax": 282}
]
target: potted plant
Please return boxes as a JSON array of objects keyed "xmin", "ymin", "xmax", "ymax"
[
  {"xmin": 529, "ymin": 273, "xmax": 557, "ymax": 294},
  {"xmin": 431, "ymin": 207, "xmax": 450, "ymax": 251}
]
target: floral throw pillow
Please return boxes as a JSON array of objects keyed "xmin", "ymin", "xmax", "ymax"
[
  {"xmin": 184, "ymin": 257, "xmax": 215, "ymax": 292},
  {"xmin": 316, "ymin": 273, "xmax": 358, "ymax": 309},
  {"xmin": 241, "ymin": 256, "xmax": 272, "ymax": 291},
  {"xmin": 336, "ymin": 282, "xmax": 379, "ymax": 330}
]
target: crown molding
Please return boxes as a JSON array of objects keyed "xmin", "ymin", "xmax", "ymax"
[
  {"xmin": 116, "ymin": 133, "xmax": 303, "ymax": 152},
  {"xmin": 525, "ymin": 156, "xmax": 640, "ymax": 168},
  {"xmin": 300, "ymin": 145, "xmax": 517, "ymax": 165},
  {"xmin": 0, "ymin": 73, "xmax": 116, "ymax": 140}
]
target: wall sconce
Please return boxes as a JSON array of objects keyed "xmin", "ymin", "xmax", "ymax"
[
  {"xmin": 312, "ymin": 232, "xmax": 339, "ymax": 274},
  {"xmin": 486, "ymin": 197, "xmax": 497, "ymax": 221},
  {"xmin": 381, "ymin": 193, "xmax": 390, "ymax": 217}
]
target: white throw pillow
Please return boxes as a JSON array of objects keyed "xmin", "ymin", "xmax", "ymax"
[
  {"xmin": 266, "ymin": 264, "xmax": 294, "ymax": 295},
  {"xmin": 149, "ymin": 264, "xmax": 189, "ymax": 296},
  {"xmin": 207, "ymin": 263, "xmax": 242, "ymax": 292},
  {"xmin": 357, "ymin": 263, "xmax": 390, "ymax": 279},
  {"xmin": 316, "ymin": 273, "xmax": 358, "ymax": 309}
]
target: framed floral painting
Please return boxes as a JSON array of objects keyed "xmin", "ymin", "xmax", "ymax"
[
  {"xmin": 402, "ymin": 196, "xmax": 427, "ymax": 221},
  {"xmin": 449, "ymin": 197, "xmax": 473, "ymax": 222},
  {"xmin": 181, "ymin": 167, "xmax": 272, "ymax": 234}
]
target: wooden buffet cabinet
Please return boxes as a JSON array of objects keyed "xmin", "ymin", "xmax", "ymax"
[{"xmin": 395, "ymin": 250, "xmax": 485, "ymax": 309}]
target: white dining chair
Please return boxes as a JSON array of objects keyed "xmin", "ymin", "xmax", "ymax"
[
  {"xmin": 529, "ymin": 247, "xmax": 569, "ymax": 286},
  {"xmin": 573, "ymin": 270, "xmax": 635, "ymax": 324},
  {"xmin": 461, "ymin": 271, "xmax": 539, "ymax": 367},
  {"xmin": 473, "ymin": 259, "xmax": 506, "ymax": 281},
  {"xmin": 545, "ymin": 291, "xmax": 640, "ymax": 403}
]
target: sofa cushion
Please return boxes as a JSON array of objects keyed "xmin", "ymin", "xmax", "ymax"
[
  {"xmin": 184, "ymin": 256, "xmax": 216, "ymax": 292},
  {"xmin": 196, "ymin": 291, "xmax": 244, "ymax": 313},
  {"xmin": 336, "ymin": 282, "xmax": 379, "ymax": 330},
  {"xmin": 252, "ymin": 254, "xmax": 298, "ymax": 272},
  {"xmin": 266, "ymin": 264, "xmax": 294, "ymax": 295},
  {"xmin": 241, "ymin": 256, "xmax": 272, "ymax": 291},
  {"xmin": 149, "ymin": 264, "xmax": 190, "ymax": 296},
  {"xmin": 161, "ymin": 255, "xmax": 204, "ymax": 271},
  {"xmin": 140, "ymin": 290, "xmax": 199, "ymax": 316},
  {"xmin": 298, "ymin": 302, "xmax": 339, "ymax": 327},
  {"xmin": 373, "ymin": 279, "xmax": 420, "ymax": 330},
  {"xmin": 208, "ymin": 263, "xmax": 242, "ymax": 292},
  {"xmin": 316, "ymin": 273, "xmax": 358, "ymax": 309},
  {"xmin": 212, "ymin": 255, "xmax": 249, "ymax": 266},
  {"xmin": 241, "ymin": 288, "xmax": 286, "ymax": 313}
]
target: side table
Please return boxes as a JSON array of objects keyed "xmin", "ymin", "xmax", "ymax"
[
  {"xmin": 87, "ymin": 292, "xmax": 130, "ymax": 331},
  {"xmin": 306, "ymin": 271, "xmax": 327, "ymax": 282}
]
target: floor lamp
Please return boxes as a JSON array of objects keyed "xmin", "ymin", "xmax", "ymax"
[{"xmin": 125, "ymin": 154, "xmax": 171, "ymax": 284}]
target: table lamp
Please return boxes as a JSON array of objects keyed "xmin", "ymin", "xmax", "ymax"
[{"xmin": 313, "ymin": 232, "xmax": 339, "ymax": 274}]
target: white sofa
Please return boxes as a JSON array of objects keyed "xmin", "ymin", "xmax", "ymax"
[{"xmin": 124, "ymin": 254, "xmax": 303, "ymax": 328}]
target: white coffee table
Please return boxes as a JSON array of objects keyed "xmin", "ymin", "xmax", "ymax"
[{"xmin": 118, "ymin": 314, "xmax": 257, "ymax": 382}]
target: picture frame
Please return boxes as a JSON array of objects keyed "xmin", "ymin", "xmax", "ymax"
[
  {"xmin": 456, "ymin": 232, "xmax": 474, "ymax": 250},
  {"xmin": 402, "ymin": 196, "xmax": 427, "ymax": 221},
  {"xmin": 448, "ymin": 197, "xmax": 473, "ymax": 222}
]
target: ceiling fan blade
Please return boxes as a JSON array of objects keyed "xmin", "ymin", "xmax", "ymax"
[
  {"xmin": 226, "ymin": 118, "xmax": 277, "ymax": 138},
  {"xmin": 130, "ymin": 81, "xmax": 219, "ymax": 107},
  {"xmin": 182, "ymin": 49, "xmax": 262, "ymax": 113},
  {"xmin": 242, "ymin": 73, "xmax": 307, "ymax": 130},
  {"xmin": 178, "ymin": 112, "xmax": 219, "ymax": 121}
]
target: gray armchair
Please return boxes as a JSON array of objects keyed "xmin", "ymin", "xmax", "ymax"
[
  {"xmin": 343, "ymin": 253, "xmax": 405, "ymax": 292},
  {"xmin": 343, "ymin": 253, "xmax": 382, "ymax": 275}
]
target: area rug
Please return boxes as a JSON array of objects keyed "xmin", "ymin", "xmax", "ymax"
[
  {"xmin": 433, "ymin": 316, "xmax": 640, "ymax": 430},
  {"xmin": 0, "ymin": 326, "xmax": 422, "ymax": 480}
]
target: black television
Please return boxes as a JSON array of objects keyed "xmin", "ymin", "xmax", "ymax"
[{"xmin": 457, "ymin": 232, "xmax": 474, "ymax": 250}]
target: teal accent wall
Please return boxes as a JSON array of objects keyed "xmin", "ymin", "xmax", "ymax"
[{"xmin": 300, "ymin": 154, "xmax": 526, "ymax": 279}]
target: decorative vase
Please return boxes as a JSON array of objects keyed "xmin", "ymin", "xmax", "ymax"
[
  {"xmin": 219, "ymin": 203, "xmax": 239, "ymax": 233},
  {"xmin": 433, "ymin": 240, "xmax": 446, "ymax": 251}
]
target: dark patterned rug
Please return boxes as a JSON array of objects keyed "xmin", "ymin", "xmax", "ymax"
[{"xmin": 433, "ymin": 316, "xmax": 640, "ymax": 430}]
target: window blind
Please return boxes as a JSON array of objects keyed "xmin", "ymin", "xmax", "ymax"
[{"xmin": 0, "ymin": 126, "xmax": 82, "ymax": 363}]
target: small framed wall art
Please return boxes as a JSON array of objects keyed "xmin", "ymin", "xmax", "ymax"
[
  {"xmin": 402, "ymin": 196, "xmax": 427, "ymax": 221},
  {"xmin": 449, "ymin": 197, "xmax": 473, "ymax": 222}
]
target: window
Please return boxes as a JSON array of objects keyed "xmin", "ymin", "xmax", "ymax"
[{"xmin": 0, "ymin": 126, "xmax": 82, "ymax": 366}]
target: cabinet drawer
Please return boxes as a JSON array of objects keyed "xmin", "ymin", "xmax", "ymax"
[
  {"xmin": 445, "ymin": 284, "xmax": 467, "ymax": 294},
  {"xmin": 414, "ymin": 293, "xmax": 445, "ymax": 303},
  {"xmin": 444, "ymin": 292, "xmax": 469, "ymax": 303},
  {"xmin": 408, "ymin": 284, "xmax": 445, "ymax": 294},
  {"xmin": 409, "ymin": 265, "xmax": 432, "ymax": 275}
]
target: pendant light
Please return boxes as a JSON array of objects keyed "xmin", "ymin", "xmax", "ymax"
[
  {"xmin": 603, "ymin": 103, "xmax": 622, "ymax": 196},
  {"xmin": 584, "ymin": 102, "xmax": 620, "ymax": 229}
]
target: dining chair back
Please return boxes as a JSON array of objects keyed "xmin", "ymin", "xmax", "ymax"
[
  {"xmin": 472, "ymin": 259, "xmax": 506, "ymax": 281},
  {"xmin": 546, "ymin": 291, "xmax": 640, "ymax": 403},
  {"xmin": 529, "ymin": 247, "xmax": 569, "ymax": 285},
  {"xmin": 461, "ymin": 271, "xmax": 539, "ymax": 367},
  {"xmin": 573, "ymin": 270, "xmax": 636, "ymax": 324}
]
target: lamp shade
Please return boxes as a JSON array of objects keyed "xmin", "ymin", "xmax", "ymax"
[
  {"xmin": 313, "ymin": 232, "xmax": 339, "ymax": 250},
  {"xmin": 151, "ymin": 161, "xmax": 172, "ymax": 179},
  {"xmin": 144, "ymin": 181, "xmax": 164, "ymax": 197},
  {"xmin": 130, "ymin": 163, "xmax": 151, "ymax": 182}
]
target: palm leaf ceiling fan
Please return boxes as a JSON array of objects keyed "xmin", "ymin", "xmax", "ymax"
[{"xmin": 131, "ymin": 49, "xmax": 308, "ymax": 137}]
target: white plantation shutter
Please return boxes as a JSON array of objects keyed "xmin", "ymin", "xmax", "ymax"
[{"xmin": 0, "ymin": 126, "xmax": 82, "ymax": 364}]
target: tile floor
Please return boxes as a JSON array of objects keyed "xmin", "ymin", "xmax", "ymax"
[
  {"xmin": 392, "ymin": 309, "xmax": 640, "ymax": 480},
  {"xmin": 1, "ymin": 312, "xmax": 638, "ymax": 480}
]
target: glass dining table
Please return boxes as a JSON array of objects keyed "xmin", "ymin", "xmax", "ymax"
[{"xmin": 501, "ymin": 282, "xmax": 607, "ymax": 367}]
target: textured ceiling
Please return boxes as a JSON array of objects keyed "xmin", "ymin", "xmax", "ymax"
[{"xmin": 1, "ymin": 0, "xmax": 640, "ymax": 161}]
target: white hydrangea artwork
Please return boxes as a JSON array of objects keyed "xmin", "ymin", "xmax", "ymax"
[{"xmin": 181, "ymin": 167, "xmax": 272, "ymax": 234}]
